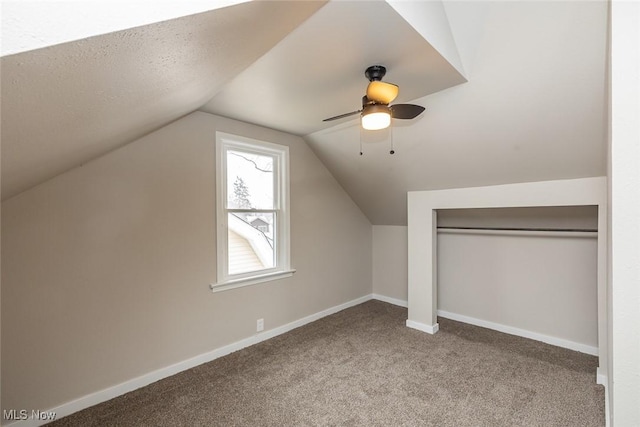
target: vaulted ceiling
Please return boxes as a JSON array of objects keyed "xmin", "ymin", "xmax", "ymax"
[
  {"xmin": 200, "ymin": 1, "xmax": 467, "ymax": 136},
  {"xmin": 1, "ymin": 1, "xmax": 608, "ymax": 225},
  {"xmin": 306, "ymin": 1, "xmax": 608, "ymax": 224},
  {"xmin": 0, "ymin": 1, "xmax": 326, "ymax": 201}
]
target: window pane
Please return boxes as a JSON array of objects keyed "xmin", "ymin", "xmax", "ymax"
[
  {"xmin": 228, "ymin": 212, "xmax": 275, "ymax": 275},
  {"xmin": 226, "ymin": 150, "xmax": 274, "ymax": 209}
]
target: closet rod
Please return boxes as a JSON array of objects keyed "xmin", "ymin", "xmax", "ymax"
[{"xmin": 436, "ymin": 226, "xmax": 597, "ymax": 233}]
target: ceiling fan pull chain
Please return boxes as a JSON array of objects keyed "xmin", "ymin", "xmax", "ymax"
[
  {"xmin": 390, "ymin": 127, "xmax": 395, "ymax": 155},
  {"xmin": 359, "ymin": 127, "xmax": 364, "ymax": 156}
]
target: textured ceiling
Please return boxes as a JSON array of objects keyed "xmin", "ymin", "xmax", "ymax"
[
  {"xmin": 200, "ymin": 1, "xmax": 466, "ymax": 136},
  {"xmin": 1, "ymin": 1, "xmax": 326, "ymax": 200},
  {"xmin": 1, "ymin": 1, "xmax": 250, "ymax": 56},
  {"xmin": 305, "ymin": 1, "xmax": 608, "ymax": 225}
]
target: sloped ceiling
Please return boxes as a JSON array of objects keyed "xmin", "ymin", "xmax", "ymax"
[
  {"xmin": 200, "ymin": 1, "xmax": 466, "ymax": 135},
  {"xmin": 0, "ymin": 1, "xmax": 251, "ymax": 56},
  {"xmin": 1, "ymin": 1, "xmax": 608, "ymax": 228},
  {"xmin": 0, "ymin": 1, "xmax": 326, "ymax": 200},
  {"xmin": 305, "ymin": 1, "xmax": 608, "ymax": 225}
]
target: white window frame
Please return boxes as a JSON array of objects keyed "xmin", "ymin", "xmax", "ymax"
[{"xmin": 211, "ymin": 132, "xmax": 294, "ymax": 292}]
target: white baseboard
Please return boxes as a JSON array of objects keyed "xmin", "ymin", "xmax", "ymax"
[
  {"xmin": 406, "ymin": 319, "xmax": 440, "ymax": 334},
  {"xmin": 596, "ymin": 368, "xmax": 609, "ymax": 427},
  {"xmin": 597, "ymin": 368, "xmax": 610, "ymax": 427},
  {"xmin": 597, "ymin": 367, "xmax": 607, "ymax": 386},
  {"xmin": 371, "ymin": 294, "xmax": 439, "ymax": 333},
  {"xmin": 3, "ymin": 294, "xmax": 372, "ymax": 427},
  {"xmin": 371, "ymin": 294, "xmax": 408, "ymax": 308},
  {"xmin": 437, "ymin": 309, "xmax": 599, "ymax": 356},
  {"xmin": 370, "ymin": 296, "xmax": 600, "ymax": 358}
]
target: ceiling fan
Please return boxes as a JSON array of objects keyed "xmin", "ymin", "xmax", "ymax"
[{"xmin": 322, "ymin": 65, "xmax": 425, "ymax": 131}]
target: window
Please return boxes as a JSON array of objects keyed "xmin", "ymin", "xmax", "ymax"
[{"xmin": 212, "ymin": 132, "xmax": 293, "ymax": 292}]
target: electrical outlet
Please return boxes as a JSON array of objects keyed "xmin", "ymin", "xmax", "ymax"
[{"xmin": 256, "ymin": 318, "xmax": 264, "ymax": 332}]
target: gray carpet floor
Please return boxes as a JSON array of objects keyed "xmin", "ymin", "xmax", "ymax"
[{"xmin": 49, "ymin": 300, "xmax": 604, "ymax": 426}]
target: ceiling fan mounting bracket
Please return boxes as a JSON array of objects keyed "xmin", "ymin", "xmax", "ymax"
[{"xmin": 365, "ymin": 65, "xmax": 386, "ymax": 82}]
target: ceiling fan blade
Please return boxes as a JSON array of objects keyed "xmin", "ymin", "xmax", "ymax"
[
  {"xmin": 322, "ymin": 110, "xmax": 361, "ymax": 122},
  {"xmin": 390, "ymin": 104, "xmax": 425, "ymax": 120},
  {"xmin": 366, "ymin": 81, "xmax": 399, "ymax": 104}
]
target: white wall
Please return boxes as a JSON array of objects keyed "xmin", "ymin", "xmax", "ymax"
[
  {"xmin": 1, "ymin": 111, "xmax": 372, "ymax": 415},
  {"xmin": 386, "ymin": 0, "xmax": 465, "ymax": 77},
  {"xmin": 610, "ymin": 1, "xmax": 640, "ymax": 424},
  {"xmin": 1, "ymin": 121, "xmax": 2, "ymax": 414}
]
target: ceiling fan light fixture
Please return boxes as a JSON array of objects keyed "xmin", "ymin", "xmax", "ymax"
[
  {"xmin": 367, "ymin": 81, "xmax": 399, "ymax": 104},
  {"xmin": 361, "ymin": 104, "xmax": 391, "ymax": 131}
]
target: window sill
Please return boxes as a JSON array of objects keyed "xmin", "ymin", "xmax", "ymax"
[{"xmin": 210, "ymin": 269, "xmax": 296, "ymax": 293}]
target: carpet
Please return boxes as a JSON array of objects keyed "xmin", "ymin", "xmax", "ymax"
[{"xmin": 48, "ymin": 300, "xmax": 604, "ymax": 426}]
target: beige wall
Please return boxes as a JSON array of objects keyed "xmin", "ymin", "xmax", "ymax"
[
  {"xmin": 372, "ymin": 226, "xmax": 407, "ymax": 302},
  {"xmin": 1, "ymin": 111, "xmax": 372, "ymax": 413},
  {"xmin": 437, "ymin": 231, "xmax": 598, "ymax": 349},
  {"xmin": 437, "ymin": 207, "xmax": 598, "ymax": 351}
]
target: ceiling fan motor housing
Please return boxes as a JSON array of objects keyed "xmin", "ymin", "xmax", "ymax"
[
  {"xmin": 362, "ymin": 95, "xmax": 377, "ymax": 108},
  {"xmin": 365, "ymin": 65, "xmax": 386, "ymax": 82}
]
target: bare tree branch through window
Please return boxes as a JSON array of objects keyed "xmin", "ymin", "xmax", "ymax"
[{"xmin": 229, "ymin": 152, "xmax": 273, "ymax": 173}]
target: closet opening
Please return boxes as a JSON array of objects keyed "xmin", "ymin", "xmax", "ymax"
[{"xmin": 435, "ymin": 206, "xmax": 599, "ymax": 355}]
